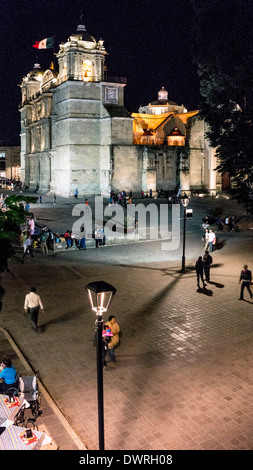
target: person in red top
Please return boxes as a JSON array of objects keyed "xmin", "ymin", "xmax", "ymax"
[{"xmin": 64, "ymin": 230, "xmax": 71, "ymax": 249}]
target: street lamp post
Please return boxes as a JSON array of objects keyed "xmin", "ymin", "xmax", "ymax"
[
  {"xmin": 181, "ymin": 195, "xmax": 189, "ymax": 273},
  {"xmin": 85, "ymin": 281, "xmax": 117, "ymax": 451}
]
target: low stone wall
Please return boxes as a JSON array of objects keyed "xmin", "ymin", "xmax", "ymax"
[
  {"xmin": 237, "ymin": 216, "xmax": 253, "ymax": 231},
  {"xmin": 51, "ymin": 231, "xmax": 139, "ymax": 251}
]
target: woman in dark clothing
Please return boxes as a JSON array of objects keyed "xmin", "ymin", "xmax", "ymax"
[{"xmin": 195, "ymin": 256, "xmax": 206, "ymax": 288}]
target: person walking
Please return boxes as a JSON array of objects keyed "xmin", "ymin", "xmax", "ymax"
[
  {"xmin": 74, "ymin": 188, "xmax": 78, "ymax": 199},
  {"xmin": 239, "ymin": 265, "xmax": 252, "ymax": 300},
  {"xmin": 24, "ymin": 287, "xmax": 44, "ymax": 330},
  {"xmin": 23, "ymin": 235, "xmax": 34, "ymax": 258},
  {"xmin": 105, "ymin": 315, "xmax": 121, "ymax": 362},
  {"xmin": 208, "ymin": 229, "xmax": 216, "ymax": 252},
  {"xmin": 203, "ymin": 250, "xmax": 213, "ymax": 282},
  {"xmin": 195, "ymin": 256, "xmax": 206, "ymax": 288},
  {"xmin": 203, "ymin": 228, "xmax": 209, "ymax": 251},
  {"xmin": 53, "ymin": 193, "xmax": 56, "ymax": 205}
]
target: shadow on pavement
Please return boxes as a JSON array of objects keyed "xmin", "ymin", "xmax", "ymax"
[
  {"xmin": 197, "ymin": 287, "xmax": 213, "ymax": 296},
  {"xmin": 38, "ymin": 308, "xmax": 83, "ymax": 332},
  {"xmin": 208, "ymin": 281, "xmax": 225, "ymax": 288},
  {"xmin": 215, "ymin": 239, "xmax": 227, "ymax": 250}
]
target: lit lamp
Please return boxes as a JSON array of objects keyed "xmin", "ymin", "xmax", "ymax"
[
  {"xmin": 85, "ymin": 281, "xmax": 117, "ymax": 451},
  {"xmin": 181, "ymin": 195, "xmax": 189, "ymax": 273},
  {"xmin": 86, "ymin": 281, "xmax": 116, "ymax": 317}
]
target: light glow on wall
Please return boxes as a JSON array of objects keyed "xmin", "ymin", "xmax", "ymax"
[{"xmin": 82, "ymin": 60, "xmax": 93, "ymax": 82}]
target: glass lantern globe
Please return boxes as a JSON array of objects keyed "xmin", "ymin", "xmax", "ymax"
[
  {"xmin": 181, "ymin": 196, "xmax": 189, "ymax": 208},
  {"xmin": 85, "ymin": 281, "xmax": 117, "ymax": 316}
]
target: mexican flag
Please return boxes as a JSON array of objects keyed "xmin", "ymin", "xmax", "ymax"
[{"xmin": 33, "ymin": 37, "xmax": 54, "ymax": 49}]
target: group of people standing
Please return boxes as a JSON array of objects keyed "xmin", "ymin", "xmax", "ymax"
[
  {"xmin": 197, "ymin": 216, "xmax": 252, "ymax": 300},
  {"xmin": 216, "ymin": 215, "xmax": 238, "ymax": 232},
  {"xmin": 22, "ymin": 221, "xmax": 55, "ymax": 258},
  {"xmin": 63, "ymin": 227, "xmax": 106, "ymax": 249},
  {"xmin": 109, "ymin": 189, "xmax": 132, "ymax": 207},
  {"xmin": 107, "ymin": 188, "xmax": 154, "ymax": 206},
  {"xmin": 22, "ymin": 216, "xmax": 36, "ymax": 258},
  {"xmin": 195, "ymin": 251, "xmax": 213, "ymax": 289},
  {"xmin": 196, "ymin": 216, "xmax": 216, "ymax": 288}
]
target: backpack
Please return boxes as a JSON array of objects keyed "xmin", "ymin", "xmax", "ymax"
[{"xmin": 40, "ymin": 233, "xmax": 47, "ymax": 243}]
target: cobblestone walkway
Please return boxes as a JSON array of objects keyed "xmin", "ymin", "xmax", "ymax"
[
  {"xmin": 1, "ymin": 192, "xmax": 253, "ymax": 450},
  {"xmin": 0, "ymin": 228, "xmax": 253, "ymax": 450}
]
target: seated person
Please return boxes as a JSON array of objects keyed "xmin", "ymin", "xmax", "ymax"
[{"xmin": 0, "ymin": 358, "xmax": 18, "ymax": 394}]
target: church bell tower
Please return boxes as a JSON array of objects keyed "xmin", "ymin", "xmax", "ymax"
[{"xmin": 57, "ymin": 24, "xmax": 107, "ymax": 84}]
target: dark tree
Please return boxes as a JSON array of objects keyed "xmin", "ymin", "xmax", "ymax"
[
  {"xmin": 0, "ymin": 194, "xmax": 36, "ymax": 274},
  {"xmin": 190, "ymin": 0, "xmax": 253, "ymax": 211}
]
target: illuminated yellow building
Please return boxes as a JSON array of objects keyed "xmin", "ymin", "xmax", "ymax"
[{"xmin": 133, "ymin": 87, "xmax": 199, "ymax": 147}]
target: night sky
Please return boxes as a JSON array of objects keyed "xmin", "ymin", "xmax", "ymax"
[{"xmin": 0, "ymin": 0, "xmax": 201, "ymax": 145}]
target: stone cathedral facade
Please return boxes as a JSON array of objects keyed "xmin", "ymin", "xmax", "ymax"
[{"xmin": 19, "ymin": 24, "xmax": 219, "ymax": 197}]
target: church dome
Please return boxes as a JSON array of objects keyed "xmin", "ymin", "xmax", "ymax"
[
  {"xmin": 27, "ymin": 63, "xmax": 44, "ymax": 81},
  {"xmin": 150, "ymin": 99, "xmax": 178, "ymax": 106},
  {"xmin": 72, "ymin": 24, "xmax": 97, "ymax": 49}
]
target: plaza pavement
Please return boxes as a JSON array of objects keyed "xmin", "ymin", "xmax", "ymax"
[{"xmin": 1, "ymin": 191, "xmax": 253, "ymax": 451}]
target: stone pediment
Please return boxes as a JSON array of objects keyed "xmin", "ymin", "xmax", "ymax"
[
  {"xmin": 156, "ymin": 115, "xmax": 186, "ymax": 136},
  {"xmin": 41, "ymin": 68, "xmax": 58, "ymax": 91}
]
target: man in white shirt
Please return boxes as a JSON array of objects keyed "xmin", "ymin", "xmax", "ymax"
[
  {"xmin": 24, "ymin": 287, "xmax": 44, "ymax": 330},
  {"xmin": 23, "ymin": 235, "xmax": 34, "ymax": 258},
  {"xmin": 208, "ymin": 229, "xmax": 216, "ymax": 252}
]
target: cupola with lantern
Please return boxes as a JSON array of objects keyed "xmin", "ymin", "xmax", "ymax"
[{"xmin": 57, "ymin": 24, "xmax": 107, "ymax": 83}]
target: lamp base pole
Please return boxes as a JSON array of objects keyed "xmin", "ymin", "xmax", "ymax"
[
  {"xmin": 96, "ymin": 317, "xmax": 104, "ymax": 451},
  {"xmin": 181, "ymin": 256, "xmax": 186, "ymax": 273},
  {"xmin": 181, "ymin": 209, "xmax": 186, "ymax": 273}
]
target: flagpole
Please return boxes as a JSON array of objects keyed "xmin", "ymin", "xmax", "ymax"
[{"xmin": 53, "ymin": 36, "xmax": 56, "ymax": 68}]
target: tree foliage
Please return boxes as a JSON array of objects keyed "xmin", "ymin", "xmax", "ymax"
[
  {"xmin": 0, "ymin": 194, "xmax": 36, "ymax": 273},
  {"xmin": 190, "ymin": 0, "xmax": 253, "ymax": 210}
]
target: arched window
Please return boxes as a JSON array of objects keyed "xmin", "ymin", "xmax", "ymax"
[{"xmin": 82, "ymin": 60, "xmax": 93, "ymax": 82}]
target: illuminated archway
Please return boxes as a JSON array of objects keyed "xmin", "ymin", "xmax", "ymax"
[{"xmin": 82, "ymin": 60, "xmax": 93, "ymax": 82}]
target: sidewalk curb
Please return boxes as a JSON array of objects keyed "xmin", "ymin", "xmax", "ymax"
[{"xmin": 0, "ymin": 327, "xmax": 87, "ymax": 451}]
